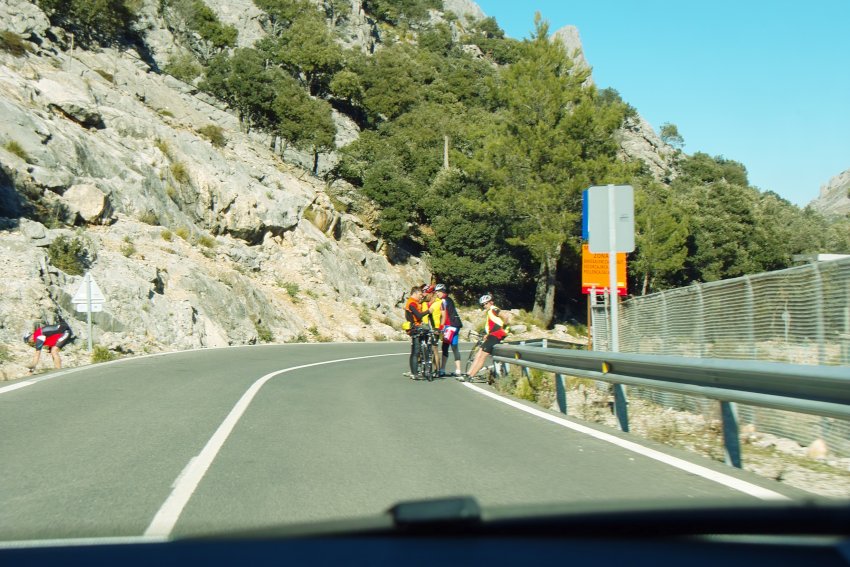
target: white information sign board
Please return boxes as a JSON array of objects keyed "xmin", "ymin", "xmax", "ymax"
[{"xmin": 586, "ymin": 184, "xmax": 635, "ymax": 253}]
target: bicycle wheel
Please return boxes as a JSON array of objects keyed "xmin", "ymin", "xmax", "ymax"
[
  {"xmin": 464, "ymin": 341, "xmax": 481, "ymax": 376},
  {"xmin": 425, "ymin": 341, "xmax": 438, "ymax": 381}
]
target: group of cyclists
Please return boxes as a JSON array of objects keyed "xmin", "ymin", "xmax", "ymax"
[{"xmin": 403, "ymin": 283, "xmax": 509, "ymax": 381}]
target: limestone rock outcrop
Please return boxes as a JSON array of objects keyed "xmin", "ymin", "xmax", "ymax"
[
  {"xmin": 811, "ymin": 169, "xmax": 850, "ymax": 217},
  {"xmin": 0, "ymin": 1, "xmax": 428, "ymax": 378}
]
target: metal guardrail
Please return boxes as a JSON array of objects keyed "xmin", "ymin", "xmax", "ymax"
[{"xmin": 491, "ymin": 343, "xmax": 850, "ymax": 467}]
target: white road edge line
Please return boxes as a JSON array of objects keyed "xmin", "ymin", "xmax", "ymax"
[
  {"xmin": 144, "ymin": 352, "xmax": 405, "ymax": 538},
  {"xmin": 0, "ymin": 380, "xmax": 34, "ymax": 394},
  {"xmin": 461, "ymin": 382, "xmax": 789, "ymax": 502},
  {"xmin": 0, "ymin": 342, "xmax": 411, "ymax": 396}
]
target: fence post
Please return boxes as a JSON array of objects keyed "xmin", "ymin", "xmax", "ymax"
[
  {"xmin": 660, "ymin": 293, "xmax": 669, "ymax": 355},
  {"xmin": 744, "ymin": 275, "xmax": 756, "ymax": 359},
  {"xmin": 695, "ymin": 284, "xmax": 706, "ymax": 357},
  {"xmin": 812, "ymin": 263, "xmax": 826, "ymax": 365},
  {"xmin": 720, "ymin": 401, "xmax": 742, "ymax": 468}
]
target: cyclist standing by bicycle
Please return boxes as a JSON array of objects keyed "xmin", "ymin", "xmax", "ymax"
[
  {"xmin": 436, "ymin": 284, "xmax": 463, "ymax": 377},
  {"xmin": 422, "ymin": 284, "xmax": 443, "ymax": 374},
  {"xmin": 403, "ymin": 285, "xmax": 430, "ymax": 378},
  {"xmin": 463, "ymin": 294, "xmax": 509, "ymax": 381}
]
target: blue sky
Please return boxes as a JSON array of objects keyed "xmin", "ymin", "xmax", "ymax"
[{"xmin": 472, "ymin": 0, "xmax": 850, "ymax": 207}]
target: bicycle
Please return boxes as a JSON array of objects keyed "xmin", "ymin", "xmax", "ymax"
[
  {"xmin": 462, "ymin": 330, "xmax": 504, "ymax": 385},
  {"xmin": 412, "ymin": 326, "xmax": 440, "ymax": 381}
]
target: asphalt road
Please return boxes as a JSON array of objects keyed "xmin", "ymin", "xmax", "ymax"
[{"xmin": 0, "ymin": 343, "xmax": 800, "ymax": 541}]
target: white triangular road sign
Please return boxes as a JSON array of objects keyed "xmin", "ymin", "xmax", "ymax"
[{"xmin": 72, "ymin": 273, "xmax": 106, "ymax": 303}]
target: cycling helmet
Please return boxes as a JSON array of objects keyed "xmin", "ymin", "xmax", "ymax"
[
  {"xmin": 434, "ymin": 283, "xmax": 446, "ymax": 292},
  {"xmin": 422, "ymin": 284, "xmax": 435, "ymax": 294},
  {"xmin": 479, "ymin": 294, "xmax": 493, "ymax": 305}
]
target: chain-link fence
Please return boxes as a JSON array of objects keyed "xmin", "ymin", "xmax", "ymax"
[{"xmin": 591, "ymin": 258, "xmax": 850, "ymax": 456}]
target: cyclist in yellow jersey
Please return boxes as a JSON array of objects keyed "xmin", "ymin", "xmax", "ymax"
[{"xmin": 464, "ymin": 294, "xmax": 509, "ymax": 381}]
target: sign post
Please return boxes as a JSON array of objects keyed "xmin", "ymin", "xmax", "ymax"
[
  {"xmin": 586, "ymin": 184, "xmax": 635, "ymax": 350},
  {"xmin": 71, "ymin": 272, "xmax": 105, "ymax": 352},
  {"xmin": 585, "ymin": 184, "xmax": 635, "ymax": 432}
]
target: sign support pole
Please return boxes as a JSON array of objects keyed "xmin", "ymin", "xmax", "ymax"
[
  {"xmin": 607, "ymin": 185, "xmax": 619, "ymax": 352},
  {"xmin": 606, "ymin": 185, "xmax": 629, "ymax": 432},
  {"xmin": 86, "ymin": 272, "xmax": 93, "ymax": 353}
]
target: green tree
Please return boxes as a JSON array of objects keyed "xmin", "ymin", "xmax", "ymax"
[
  {"xmin": 163, "ymin": 0, "xmax": 237, "ymax": 60},
  {"xmin": 272, "ymin": 75, "xmax": 336, "ymax": 172},
  {"xmin": 480, "ymin": 16, "xmax": 635, "ymax": 326},
  {"xmin": 330, "ymin": 69, "xmax": 364, "ymax": 105},
  {"xmin": 631, "ymin": 180, "xmax": 688, "ymax": 294},
  {"xmin": 47, "ymin": 234, "xmax": 94, "ymax": 276},
  {"xmin": 362, "ymin": 0, "xmax": 441, "ymax": 24},
  {"xmin": 359, "ymin": 43, "xmax": 436, "ymax": 122},
  {"xmin": 681, "ymin": 181, "xmax": 760, "ymax": 281},
  {"xmin": 680, "ymin": 152, "xmax": 749, "ymax": 187},
  {"xmin": 37, "ymin": 0, "xmax": 139, "ymax": 46},
  {"xmin": 319, "ymin": 0, "xmax": 352, "ymax": 26},
  {"xmin": 659, "ymin": 122, "xmax": 684, "ymax": 150},
  {"xmin": 418, "ymin": 22, "xmax": 454, "ymax": 56},
  {"xmin": 464, "ymin": 16, "xmax": 521, "ymax": 64},
  {"xmin": 253, "ymin": 0, "xmax": 311, "ymax": 35},
  {"xmin": 201, "ymin": 48, "xmax": 279, "ymax": 132},
  {"xmin": 425, "ymin": 171, "xmax": 524, "ymax": 296},
  {"xmin": 261, "ymin": 11, "xmax": 344, "ymax": 96}
]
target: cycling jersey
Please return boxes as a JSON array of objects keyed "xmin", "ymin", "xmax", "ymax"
[
  {"xmin": 427, "ymin": 299, "xmax": 442, "ymax": 330},
  {"xmin": 405, "ymin": 297, "xmax": 428, "ymax": 328},
  {"xmin": 486, "ymin": 306, "xmax": 507, "ymax": 340},
  {"xmin": 31, "ymin": 322, "xmax": 72, "ymax": 350},
  {"xmin": 441, "ymin": 296, "xmax": 462, "ymax": 329}
]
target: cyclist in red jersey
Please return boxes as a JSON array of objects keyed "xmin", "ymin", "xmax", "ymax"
[{"xmin": 24, "ymin": 320, "xmax": 73, "ymax": 373}]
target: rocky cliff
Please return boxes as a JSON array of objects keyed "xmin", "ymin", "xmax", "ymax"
[
  {"xmin": 0, "ymin": 0, "xmax": 429, "ymax": 379},
  {"xmin": 549, "ymin": 25, "xmax": 677, "ymax": 182},
  {"xmin": 811, "ymin": 168, "xmax": 850, "ymax": 217}
]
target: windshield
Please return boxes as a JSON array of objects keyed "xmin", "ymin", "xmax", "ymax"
[{"xmin": 1, "ymin": 0, "xmax": 848, "ymax": 545}]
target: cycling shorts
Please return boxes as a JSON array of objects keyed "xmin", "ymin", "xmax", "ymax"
[{"xmin": 482, "ymin": 334, "xmax": 502, "ymax": 354}]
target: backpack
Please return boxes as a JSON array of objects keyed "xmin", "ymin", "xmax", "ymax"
[{"xmin": 443, "ymin": 297, "xmax": 462, "ymax": 329}]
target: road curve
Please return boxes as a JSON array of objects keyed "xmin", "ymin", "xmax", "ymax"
[{"xmin": 0, "ymin": 343, "xmax": 800, "ymax": 541}]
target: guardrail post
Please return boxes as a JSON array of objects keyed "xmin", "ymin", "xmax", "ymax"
[
  {"xmin": 542, "ymin": 339, "xmax": 568, "ymax": 414},
  {"xmin": 720, "ymin": 401, "xmax": 742, "ymax": 468},
  {"xmin": 555, "ymin": 374, "xmax": 567, "ymax": 415},
  {"xmin": 613, "ymin": 384, "xmax": 629, "ymax": 432}
]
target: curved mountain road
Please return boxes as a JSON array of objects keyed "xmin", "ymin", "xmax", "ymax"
[{"xmin": 0, "ymin": 343, "xmax": 800, "ymax": 541}]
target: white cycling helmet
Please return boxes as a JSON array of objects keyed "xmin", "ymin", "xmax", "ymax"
[
  {"xmin": 478, "ymin": 294, "xmax": 493, "ymax": 305},
  {"xmin": 434, "ymin": 283, "xmax": 446, "ymax": 292}
]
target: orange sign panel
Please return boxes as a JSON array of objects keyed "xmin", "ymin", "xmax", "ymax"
[{"xmin": 581, "ymin": 243, "xmax": 627, "ymax": 295}]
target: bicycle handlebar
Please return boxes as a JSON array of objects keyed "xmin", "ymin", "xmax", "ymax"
[{"xmin": 466, "ymin": 329, "xmax": 484, "ymax": 341}]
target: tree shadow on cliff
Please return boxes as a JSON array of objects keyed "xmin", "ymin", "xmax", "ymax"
[{"xmin": 0, "ymin": 168, "xmax": 25, "ymax": 228}]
